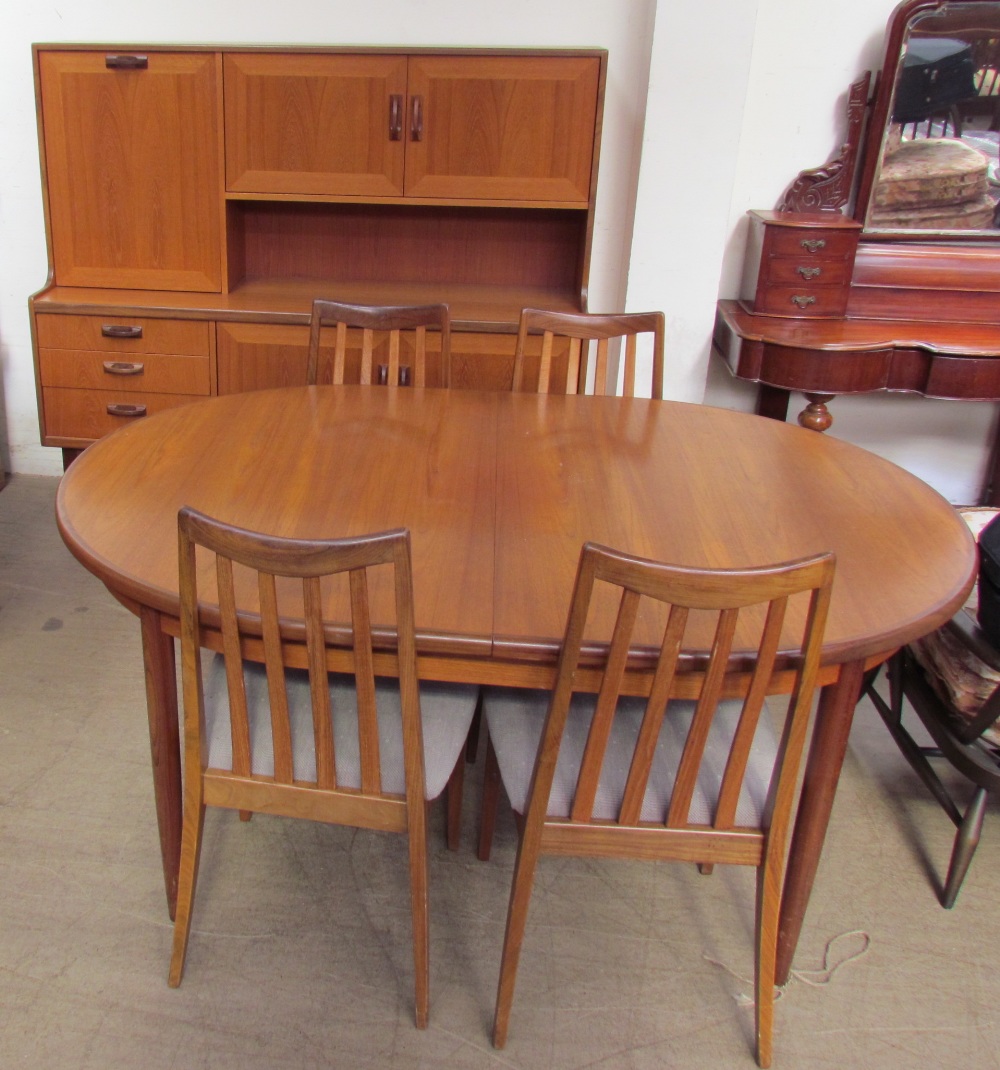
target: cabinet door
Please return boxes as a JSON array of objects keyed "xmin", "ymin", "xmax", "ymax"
[
  {"xmin": 37, "ymin": 51, "xmax": 223, "ymax": 291},
  {"xmin": 217, "ymin": 323, "xmax": 311, "ymax": 394},
  {"xmin": 404, "ymin": 56, "xmax": 600, "ymax": 203},
  {"xmin": 224, "ymin": 54, "xmax": 408, "ymax": 197}
]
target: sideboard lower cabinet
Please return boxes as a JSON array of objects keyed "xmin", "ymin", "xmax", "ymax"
[{"xmin": 29, "ymin": 43, "xmax": 607, "ymax": 459}]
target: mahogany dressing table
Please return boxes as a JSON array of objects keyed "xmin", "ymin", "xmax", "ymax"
[{"xmin": 714, "ymin": 0, "xmax": 1000, "ymax": 505}]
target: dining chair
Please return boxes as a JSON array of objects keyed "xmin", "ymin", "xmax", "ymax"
[
  {"xmin": 477, "ymin": 541, "xmax": 835, "ymax": 1068},
  {"xmin": 168, "ymin": 509, "xmax": 478, "ymax": 1029},
  {"xmin": 865, "ymin": 507, "xmax": 1000, "ymax": 907},
  {"xmin": 306, "ymin": 299, "xmax": 452, "ymax": 388},
  {"xmin": 511, "ymin": 308, "xmax": 665, "ymax": 398}
]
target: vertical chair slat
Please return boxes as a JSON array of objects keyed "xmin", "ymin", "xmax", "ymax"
[
  {"xmin": 622, "ymin": 335, "xmax": 637, "ymax": 397},
  {"xmin": 714, "ymin": 598, "xmax": 787, "ymax": 829},
  {"xmin": 564, "ymin": 337, "xmax": 582, "ymax": 394},
  {"xmin": 217, "ymin": 555, "xmax": 252, "ymax": 777},
  {"xmin": 388, "ymin": 330, "xmax": 401, "ymax": 386},
  {"xmin": 259, "ymin": 572, "xmax": 294, "ymax": 784},
  {"xmin": 592, "ymin": 337, "xmax": 610, "ymax": 395},
  {"xmin": 571, "ymin": 587, "xmax": 641, "ymax": 821},
  {"xmin": 666, "ymin": 606, "xmax": 739, "ymax": 827},
  {"xmin": 618, "ymin": 604, "xmax": 688, "ymax": 825},
  {"xmin": 303, "ymin": 574, "xmax": 336, "ymax": 789},
  {"xmin": 360, "ymin": 328, "xmax": 374, "ymax": 385},
  {"xmin": 332, "ymin": 321, "xmax": 347, "ymax": 385},
  {"xmin": 349, "ymin": 566, "xmax": 381, "ymax": 794},
  {"xmin": 538, "ymin": 331, "xmax": 554, "ymax": 393},
  {"xmin": 414, "ymin": 326, "xmax": 427, "ymax": 387}
]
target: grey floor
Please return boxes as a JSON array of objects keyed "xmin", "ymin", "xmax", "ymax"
[{"xmin": 2, "ymin": 473, "xmax": 999, "ymax": 1069}]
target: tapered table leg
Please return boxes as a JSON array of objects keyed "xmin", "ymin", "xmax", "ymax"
[
  {"xmin": 140, "ymin": 607, "xmax": 181, "ymax": 920},
  {"xmin": 776, "ymin": 658, "xmax": 866, "ymax": 985}
]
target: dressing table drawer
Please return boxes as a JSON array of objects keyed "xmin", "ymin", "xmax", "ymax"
[{"xmin": 741, "ymin": 210, "xmax": 861, "ymax": 319}]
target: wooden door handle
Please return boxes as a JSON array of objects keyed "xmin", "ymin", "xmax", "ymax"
[
  {"xmin": 105, "ymin": 55, "xmax": 148, "ymax": 70},
  {"xmin": 389, "ymin": 94, "xmax": 403, "ymax": 140},
  {"xmin": 106, "ymin": 403, "xmax": 147, "ymax": 418},
  {"xmin": 410, "ymin": 96, "xmax": 423, "ymax": 141}
]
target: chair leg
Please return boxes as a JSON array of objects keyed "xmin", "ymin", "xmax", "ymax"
[
  {"xmin": 492, "ymin": 828, "xmax": 542, "ymax": 1048},
  {"xmin": 406, "ymin": 811, "xmax": 431, "ymax": 1029},
  {"xmin": 478, "ymin": 732, "xmax": 501, "ymax": 862},
  {"xmin": 465, "ymin": 689, "xmax": 483, "ymax": 763},
  {"xmin": 753, "ymin": 860, "xmax": 779, "ymax": 1069},
  {"xmin": 168, "ymin": 799, "xmax": 207, "ymax": 987},
  {"xmin": 445, "ymin": 750, "xmax": 465, "ymax": 851},
  {"xmin": 942, "ymin": 787, "xmax": 988, "ymax": 908}
]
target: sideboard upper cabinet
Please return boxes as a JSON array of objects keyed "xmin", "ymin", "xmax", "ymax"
[
  {"xmin": 36, "ymin": 50, "xmax": 223, "ymax": 292},
  {"xmin": 223, "ymin": 53, "xmax": 598, "ymax": 204},
  {"xmin": 30, "ymin": 44, "xmax": 606, "ymax": 459}
]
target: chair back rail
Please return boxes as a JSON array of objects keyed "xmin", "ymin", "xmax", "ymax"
[
  {"xmin": 306, "ymin": 299, "xmax": 451, "ymax": 388},
  {"xmin": 511, "ymin": 308, "xmax": 665, "ymax": 398}
]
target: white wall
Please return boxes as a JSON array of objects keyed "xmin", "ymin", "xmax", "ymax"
[{"xmin": 2, "ymin": 0, "xmax": 995, "ymax": 502}]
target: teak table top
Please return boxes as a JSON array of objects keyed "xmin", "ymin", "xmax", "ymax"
[{"xmin": 57, "ymin": 385, "xmax": 975, "ymax": 672}]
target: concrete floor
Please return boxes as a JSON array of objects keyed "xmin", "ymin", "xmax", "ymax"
[{"xmin": 2, "ymin": 473, "xmax": 999, "ymax": 1069}]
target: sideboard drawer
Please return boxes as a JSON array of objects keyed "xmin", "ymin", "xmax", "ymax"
[
  {"xmin": 36, "ymin": 314, "xmax": 210, "ymax": 356},
  {"xmin": 41, "ymin": 387, "xmax": 204, "ymax": 441},
  {"xmin": 39, "ymin": 349, "xmax": 211, "ymax": 395}
]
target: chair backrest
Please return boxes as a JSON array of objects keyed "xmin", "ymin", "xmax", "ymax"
[
  {"xmin": 306, "ymin": 299, "xmax": 451, "ymax": 388},
  {"xmin": 522, "ymin": 541, "xmax": 834, "ymax": 855},
  {"xmin": 511, "ymin": 308, "xmax": 666, "ymax": 398},
  {"xmin": 177, "ymin": 508, "xmax": 427, "ymax": 823}
]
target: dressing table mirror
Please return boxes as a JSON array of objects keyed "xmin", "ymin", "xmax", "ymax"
[{"xmin": 714, "ymin": 0, "xmax": 1000, "ymax": 505}]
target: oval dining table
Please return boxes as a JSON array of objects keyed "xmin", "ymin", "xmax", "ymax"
[{"xmin": 55, "ymin": 384, "xmax": 976, "ymax": 985}]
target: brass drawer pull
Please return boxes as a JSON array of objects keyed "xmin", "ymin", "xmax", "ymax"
[
  {"xmin": 105, "ymin": 55, "xmax": 148, "ymax": 71},
  {"xmin": 799, "ymin": 238, "xmax": 827, "ymax": 252},
  {"xmin": 791, "ymin": 294, "xmax": 817, "ymax": 308},
  {"xmin": 102, "ymin": 324, "xmax": 143, "ymax": 339},
  {"xmin": 103, "ymin": 361, "xmax": 144, "ymax": 376},
  {"xmin": 107, "ymin": 403, "xmax": 147, "ymax": 418},
  {"xmin": 796, "ymin": 266, "xmax": 822, "ymax": 280}
]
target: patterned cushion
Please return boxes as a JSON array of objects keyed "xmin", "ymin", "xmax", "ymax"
[
  {"xmin": 909, "ymin": 508, "xmax": 1000, "ymax": 745},
  {"xmin": 483, "ymin": 686, "xmax": 779, "ymax": 826},
  {"xmin": 201, "ymin": 653, "xmax": 478, "ymax": 801}
]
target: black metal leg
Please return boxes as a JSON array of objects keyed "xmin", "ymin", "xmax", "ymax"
[{"xmin": 942, "ymin": 787, "xmax": 988, "ymax": 908}]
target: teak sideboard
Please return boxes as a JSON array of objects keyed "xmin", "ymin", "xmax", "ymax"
[{"xmin": 28, "ymin": 44, "xmax": 606, "ymax": 463}]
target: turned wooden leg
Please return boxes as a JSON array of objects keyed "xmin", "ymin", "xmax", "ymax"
[
  {"xmin": 140, "ymin": 607, "xmax": 182, "ymax": 920},
  {"xmin": 797, "ymin": 393, "xmax": 835, "ymax": 432}
]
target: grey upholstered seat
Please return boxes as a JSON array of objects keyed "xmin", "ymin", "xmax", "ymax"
[
  {"xmin": 483, "ymin": 686, "xmax": 778, "ymax": 826},
  {"xmin": 204, "ymin": 654, "xmax": 477, "ymax": 800}
]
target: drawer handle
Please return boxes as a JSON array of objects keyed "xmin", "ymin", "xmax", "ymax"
[
  {"xmin": 107, "ymin": 403, "xmax": 147, "ymax": 418},
  {"xmin": 791, "ymin": 294, "xmax": 817, "ymax": 308},
  {"xmin": 799, "ymin": 238, "xmax": 827, "ymax": 252},
  {"xmin": 410, "ymin": 95, "xmax": 423, "ymax": 141},
  {"xmin": 105, "ymin": 54, "xmax": 148, "ymax": 70},
  {"xmin": 103, "ymin": 360, "xmax": 144, "ymax": 376},
  {"xmin": 102, "ymin": 324, "xmax": 143, "ymax": 339},
  {"xmin": 796, "ymin": 266, "xmax": 822, "ymax": 280},
  {"xmin": 389, "ymin": 94, "xmax": 403, "ymax": 141}
]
